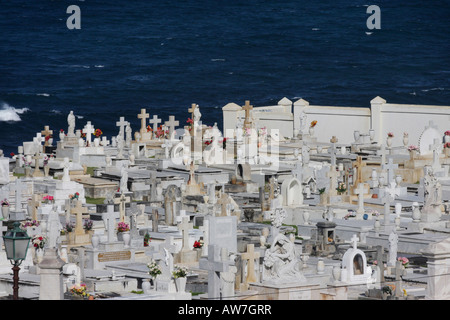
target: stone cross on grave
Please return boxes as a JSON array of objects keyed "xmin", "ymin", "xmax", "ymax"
[
  {"xmin": 430, "ymin": 138, "xmax": 443, "ymax": 171},
  {"xmin": 242, "ymin": 100, "xmax": 253, "ymax": 129},
  {"xmin": 241, "ymin": 243, "xmax": 260, "ymax": 283},
  {"xmin": 32, "ymin": 151, "xmax": 43, "ymax": 177},
  {"xmin": 116, "ymin": 116, "xmax": 128, "ymax": 141},
  {"xmin": 138, "ymin": 109, "xmax": 150, "ymax": 135},
  {"xmin": 114, "ymin": 193, "xmax": 130, "ymax": 222},
  {"xmin": 354, "ymin": 183, "xmax": 368, "ymax": 216},
  {"xmin": 329, "ymin": 136, "xmax": 338, "ymax": 167},
  {"xmin": 70, "ymin": 247, "xmax": 89, "ymax": 283},
  {"xmin": 382, "ymin": 157, "xmax": 398, "ymax": 185},
  {"xmin": 352, "ymin": 156, "xmax": 366, "ymax": 189},
  {"xmin": 216, "ymin": 193, "xmax": 229, "ymax": 216},
  {"xmin": 178, "ymin": 216, "xmax": 193, "ymax": 252},
  {"xmin": 150, "ymin": 236, "xmax": 177, "ymax": 282},
  {"xmin": 199, "ymin": 244, "xmax": 230, "ymax": 300},
  {"xmin": 165, "ymin": 116, "xmax": 179, "ymax": 139},
  {"xmin": 102, "ymin": 204, "xmax": 119, "ymax": 243},
  {"xmin": 71, "ymin": 199, "xmax": 88, "ymax": 236},
  {"xmin": 10, "ymin": 178, "xmax": 25, "ymax": 213},
  {"xmin": 41, "ymin": 126, "xmax": 53, "ymax": 147},
  {"xmin": 382, "ymin": 182, "xmax": 399, "ymax": 226},
  {"xmin": 150, "ymin": 114, "xmax": 162, "ymax": 134},
  {"xmin": 327, "ymin": 165, "xmax": 339, "ymax": 197},
  {"xmin": 28, "ymin": 194, "xmax": 41, "ymax": 221},
  {"xmin": 350, "ymin": 234, "xmax": 359, "ymax": 250},
  {"xmin": 83, "ymin": 121, "xmax": 95, "ymax": 145}
]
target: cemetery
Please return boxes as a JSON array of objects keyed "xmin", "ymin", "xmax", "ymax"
[{"xmin": 0, "ymin": 97, "xmax": 449, "ymax": 300}]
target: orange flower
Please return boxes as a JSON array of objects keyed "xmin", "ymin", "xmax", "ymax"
[{"xmin": 310, "ymin": 120, "xmax": 317, "ymax": 128}]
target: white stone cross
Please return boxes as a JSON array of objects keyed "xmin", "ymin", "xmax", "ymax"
[
  {"xmin": 354, "ymin": 183, "xmax": 367, "ymax": 216},
  {"xmin": 10, "ymin": 178, "xmax": 25, "ymax": 213},
  {"xmin": 327, "ymin": 165, "xmax": 339, "ymax": 197},
  {"xmin": 382, "ymin": 182, "xmax": 400, "ymax": 226},
  {"xmin": 116, "ymin": 117, "xmax": 128, "ymax": 140},
  {"xmin": 241, "ymin": 243, "xmax": 260, "ymax": 283},
  {"xmin": 350, "ymin": 234, "xmax": 359, "ymax": 250},
  {"xmin": 102, "ymin": 204, "xmax": 119, "ymax": 243},
  {"xmin": 138, "ymin": 109, "xmax": 150, "ymax": 134},
  {"xmin": 71, "ymin": 199, "xmax": 88, "ymax": 236},
  {"xmin": 114, "ymin": 193, "xmax": 130, "ymax": 222},
  {"xmin": 149, "ymin": 114, "xmax": 162, "ymax": 133},
  {"xmin": 83, "ymin": 121, "xmax": 95, "ymax": 145},
  {"xmin": 178, "ymin": 216, "xmax": 193, "ymax": 252},
  {"xmin": 430, "ymin": 138, "xmax": 443, "ymax": 171},
  {"xmin": 382, "ymin": 157, "xmax": 398, "ymax": 185},
  {"xmin": 199, "ymin": 244, "xmax": 230, "ymax": 299},
  {"xmin": 165, "ymin": 116, "xmax": 179, "ymax": 139}
]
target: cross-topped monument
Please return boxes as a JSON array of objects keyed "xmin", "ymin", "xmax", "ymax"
[
  {"xmin": 350, "ymin": 234, "xmax": 359, "ymax": 250},
  {"xmin": 188, "ymin": 103, "xmax": 197, "ymax": 119},
  {"xmin": 32, "ymin": 151, "xmax": 43, "ymax": 177},
  {"xmin": 138, "ymin": 108, "xmax": 150, "ymax": 135},
  {"xmin": 149, "ymin": 114, "xmax": 162, "ymax": 134},
  {"xmin": 165, "ymin": 115, "xmax": 179, "ymax": 139},
  {"xmin": 327, "ymin": 165, "xmax": 339, "ymax": 197},
  {"xmin": 178, "ymin": 216, "xmax": 193, "ymax": 252},
  {"xmin": 102, "ymin": 204, "xmax": 119, "ymax": 243},
  {"xmin": 41, "ymin": 125, "xmax": 53, "ymax": 147},
  {"xmin": 352, "ymin": 156, "xmax": 367, "ymax": 190},
  {"xmin": 71, "ymin": 199, "xmax": 88, "ymax": 236},
  {"xmin": 28, "ymin": 194, "xmax": 41, "ymax": 221},
  {"xmin": 114, "ymin": 193, "xmax": 130, "ymax": 222},
  {"xmin": 241, "ymin": 243, "xmax": 260, "ymax": 283},
  {"xmin": 199, "ymin": 244, "xmax": 230, "ymax": 299},
  {"xmin": 242, "ymin": 100, "xmax": 253, "ymax": 129},
  {"xmin": 382, "ymin": 157, "xmax": 399, "ymax": 185},
  {"xmin": 116, "ymin": 116, "xmax": 128, "ymax": 141},
  {"xmin": 83, "ymin": 121, "xmax": 95, "ymax": 146},
  {"xmin": 354, "ymin": 183, "xmax": 368, "ymax": 217}
]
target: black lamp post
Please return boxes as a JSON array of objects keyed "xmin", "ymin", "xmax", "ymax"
[{"xmin": 3, "ymin": 221, "xmax": 31, "ymax": 300}]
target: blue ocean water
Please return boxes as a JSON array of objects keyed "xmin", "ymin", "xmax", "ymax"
[{"xmin": 1, "ymin": 1, "xmax": 449, "ymax": 155}]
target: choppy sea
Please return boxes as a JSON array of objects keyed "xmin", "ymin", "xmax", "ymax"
[{"xmin": 1, "ymin": 0, "xmax": 449, "ymax": 155}]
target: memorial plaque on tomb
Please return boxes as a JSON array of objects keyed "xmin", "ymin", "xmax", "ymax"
[
  {"xmin": 97, "ymin": 250, "xmax": 132, "ymax": 262},
  {"xmin": 206, "ymin": 215, "xmax": 237, "ymax": 253}
]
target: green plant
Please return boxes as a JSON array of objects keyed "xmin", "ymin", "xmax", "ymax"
[
  {"xmin": 172, "ymin": 265, "xmax": 188, "ymax": 279},
  {"xmin": 318, "ymin": 188, "xmax": 326, "ymax": 194}
]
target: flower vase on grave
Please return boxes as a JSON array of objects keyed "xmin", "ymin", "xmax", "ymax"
[
  {"xmin": 374, "ymin": 217, "xmax": 381, "ymax": 231},
  {"xmin": 91, "ymin": 234, "xmax": 99, "ymax": 249},
  {"xmin": 44, "ymin": 165, "xmax": 50, "ymax": 177},
  {"xmin": 332, "ymin": 265, "xmax": 341, "ymax": 282},
  {"xmin": 302, "ymin": 211, "xmax": 310, "ymax": 225},
  {"xmin": 403, "ymin": 133, "xmax": 409, "ymax": 148},
  {"xmin": 412, "ymin": 202, "xmax": 421, "ymax": 222},
  {"xmin": 386, "ymin": 136, "xmax": 393, "ymax": 148},
  {"xmin": 142, "ymin": 279, "xmax": 151, "ymax": 294},
  {"xmin": 2, "ymin": 206, "xmax": 9, "ymax": 219},
  {"xmin": 122, "ymin": 231, "xmax": 131, "ymax": 248},
  {"xmin": 175, "ymin": 277, "xmax": 187, "ymax": 293}
]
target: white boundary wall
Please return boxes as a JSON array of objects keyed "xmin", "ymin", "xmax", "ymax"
[{"xmin": 222, "ymin": 96, "xmax": 450, "ymax": 145}]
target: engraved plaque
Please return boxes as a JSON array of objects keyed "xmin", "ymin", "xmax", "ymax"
[{"xmin": 97, "ymin": 251, "xmax": 131, "ymax": 262}]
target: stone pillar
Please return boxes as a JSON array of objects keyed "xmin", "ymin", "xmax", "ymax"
[
  {"xmin": 369, "ymin": 96, "xmax": 386, "ymax": 144},
  {"xmin": 39, "ymin": 248, "xmax": 66, "ymax": 300},
  {"xmin": 422, "ymin": 237, "xmax": 450, "ymax": 300}
]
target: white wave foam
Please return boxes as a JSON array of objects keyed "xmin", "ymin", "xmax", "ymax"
[
  {"xmin": 37, "ymin": 93, "xmax": 50, "ymax": 97},
  {"xmin": 94, "ymin": 65, "xmax": 104, "ymax": 68},
  {"xmin": 211, "ymin": 58, "xmax": 226, "ymax": 62},
  {"xmin": 0, "ymin": 103, "xmax": 29, "ymax": 122},
  {"xmin": 51, "ymin": 109, "xmax": 61, "ymax": 114},
  {"xmin": 76, "ymin": 115, "xmax": 84, "ymax": 119}
]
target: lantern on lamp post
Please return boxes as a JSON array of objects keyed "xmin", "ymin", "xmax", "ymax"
[{"xmin": 3, "ymin": 221, "xmax": 31, "ymax": 300}]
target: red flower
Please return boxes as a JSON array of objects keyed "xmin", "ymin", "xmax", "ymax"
[
  {"xmin": 10, "ymin": 152, "xmax": 15, "ymax": 157},
  {"xmin": 187, "ymin": 118, "xmax": 193, "ymax": 124}
]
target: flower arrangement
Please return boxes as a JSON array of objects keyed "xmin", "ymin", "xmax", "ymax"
[
  {"xmin": 387, "ymin": 132, "xmax": 394, "ymax": 138},
  {"xmin": 258, "ymin": 126, "xmax": 267, "ymax": 137},
  {"xmin": 10, "ymin": 152, "xmax": 15, "ymax": 157},
  {"xmin": 172, "ymin": 265, "xmax": 188, "ymax": 279},
  {"xmin": 193, "ymin": 240, "xmax": 203, "ymax": 249},
  {"xmin": 336, "ymin": 182, "xmax": 347, "ymax": 194},
  {"xmin": 65, "ymin": 222, "xmax": 75, "ymax": 233},
  {"xmin": 444, "ymin": 130, "xmax": 450, "ymax": 136},
  {"xmin": 186, "ymin": 118, "xmax": 194, "ymax": 132},
  {"xmin": 117, "ymin": 221, "xmax": 130, "ymax": 233},
  {"xmin": 444, "ymin": 142, "xmax": 450, "ymax": 149},
  {"xmin": 204, "ymin": 139, "xmax": 212, "ymax": 146},
  {"xmin": 221, "ymin": 137, "xmax": 227, "ymax": 149},
  {"xmin": 80, "ymin": 129, "xmax": 86, "ymax": 138},
  {"xmin": 146, "ymin": 124, "xmax": 152, "ymax": 132},
  {"xmin": 43, "ymin": 195, "xmax": 54, "ymax": 204},
  {"xmin": 344, "ymin": 210, "xmax": 356, "ymax": 220},
  {"xmin": 21, "ymin": 220, "xmax": 40, "ymax": 229},
  {"xmin": 310, "ymin": 120, "xmax": 317, "ymax": 128},
  {"xmin": 94, "ymin": 129, "xmax": 103, "ymax": 137},
  {"xmin": 22, "ymin": 156, "xmax": 32, "ymax": 168},
  {"xmin": 398, "ymin": 256, "xmax": 409, "ymax": 267},
  {"xmin": 407, "ymin": 145, "xmax": 419, "ymax": 152},
  {"xmin": 1, "ymin": 199, "xmax": 9, "ymax": 207},
  {"xmin": 32, "ymin": 235, "xmax": 47, "ymax": 249},
  {"xmin": 43, "ymin": 155, "xmax": 49, "ymax": 166},
  {"xmin": 69, "ymin": 283, "xmax": 91, "ymax": 298},
  {"xmin": 69, "ymin": 192, "xmax": 80, "ymax": 200},
  {"xmin": 83, "ymin": 219, "xmax": 93, "ymax": 231},
  {"xmin": 147, "ymin": 260, "xmax": 162, "ymax": 278},
  {"xmin": 244, "ymin": 127, "xmax": 252, "ymax": 137},
  {"xmin": 154, "ymin": 125, "xmax": 168, "ymax": 139},
  {"xmin": 45, "ymin": 135, "xmax": 52, "ymax": 142},
  {"xmin": 382, "ymin": 284, "xmax": 394, "ymax": 296},
  {"xmin": 144, "ymin": 232, "xmax": 151, "ymax": 246}
]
